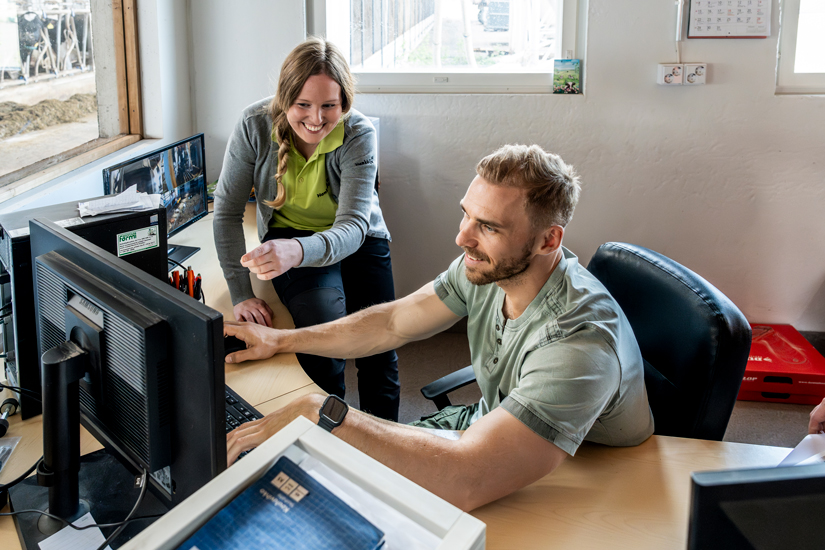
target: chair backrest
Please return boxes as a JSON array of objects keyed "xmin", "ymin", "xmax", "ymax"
[{"xmin": 587, "ymin": 242, "xmax": 751, "ymax": 441}]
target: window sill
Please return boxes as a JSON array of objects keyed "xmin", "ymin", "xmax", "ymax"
[
  {"xmin": 355, "ymin": 71, "xmax": 582, "ymax": 94},
  {"xmin": 775, "ymin": 86, "xmax": 825, "ymax": 95},
  {"xmin": 0, "ymin": 134, "xmax": 141, "ymax": 204},
  {"xmin": 357, "ymin": 85, "xmax": 585, "ymax": 94}
]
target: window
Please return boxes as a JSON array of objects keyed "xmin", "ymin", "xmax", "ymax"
[
  {"xmin": 0, "ymin": 0, "xmax": 142, "ymax": 202},
  {"xmin": 309, "ymin": 0, "xmax": 585, "ymax": 93},
  {"xmin": 777, "ymin": 0, "xmax": 825, "ymax": 93}
]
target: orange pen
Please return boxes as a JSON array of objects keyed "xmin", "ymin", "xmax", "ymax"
[
  {"xmin": 172, "ymin": 270, "xmax": 179, "ymax": 290},
  {"xmin": 187, "ymin": 267, "xmax": 195, "ymax": 298}
]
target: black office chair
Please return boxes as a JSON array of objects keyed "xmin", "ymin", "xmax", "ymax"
[{"xmin": 421, "ymin": 242, "xmax": 752, "ymax": 441}]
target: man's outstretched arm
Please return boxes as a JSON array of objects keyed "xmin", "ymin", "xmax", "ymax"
[
  {"xmin": 224, "ymin": 282, "xmax": 461, "ymax": 362},
  {"xmin": 226, "ymin": 393, "xmax": 567, "ymax": 511}
]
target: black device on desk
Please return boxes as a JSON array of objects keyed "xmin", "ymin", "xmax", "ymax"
[
  {"xmin": 688, "ymin": 462, "xmax": 825, "ymax": 549},
  {"xmin": 102, "ymin": 134, "xmax": 208, "ymax": 270},
  {"xmin": 8, "ymin": 219, "xmax": 261, "ymax": 549},
  {"xmin": 0, "ymin": 202, "xmax": 168, "ymax": 419}
]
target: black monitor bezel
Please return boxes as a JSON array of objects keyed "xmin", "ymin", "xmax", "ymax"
[
  {"xmin": 102, "ymin": 133, "xmax": 208, "ymax": 239},
  {"xmin": 688, "ymin": 462, "xmax": 825, "ymax": 549},
  {"xmin": 30, "ymin": 218, "xmax": 226, "ymax": 506}
]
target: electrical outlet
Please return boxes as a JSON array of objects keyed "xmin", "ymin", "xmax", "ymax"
[
  {"xmin": 658, "ymin": 64, "xmax": 684, "ymax": 85},
  {"xmin": 684, "ymin": 63, "xmax": 707, "ymax": 85}
]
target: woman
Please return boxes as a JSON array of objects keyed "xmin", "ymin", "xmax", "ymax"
[{"xmin": 213, "ymin": 37, "xmax": 399, "ymax": 422}]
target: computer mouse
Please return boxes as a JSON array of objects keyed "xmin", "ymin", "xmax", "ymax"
[{"xmin": 224, "ymin": 335, "xmax": 247, "ymax": 355}]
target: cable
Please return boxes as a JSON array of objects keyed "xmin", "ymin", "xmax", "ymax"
[
  {"xmin": 0, "ymin": 463, "xmax": 156, "ymax": 536},
  {"xmin": 167, "ymin": 257, "xmax": 187, "ymax": 272},
  {"xmin": 95, "ymin": 468, "xmax": 149, "ymax": 550},
  {"xmin": 0, "ymin": 456, "xmax": 41, "ymax": 493},
  {"xmin": 0, "ymin": 509, "xmax": 162, "ymax": 530},
  {"xmin": 675, "ymin": 0, "xmax": 684, "ymax": 64},
  {"xmin": 0, "ymin": 383, "xmax": 41, "ymax": 400},
  {"xmin": 0, "ymin": 383, "xmax": 41, "ymax": 401}
]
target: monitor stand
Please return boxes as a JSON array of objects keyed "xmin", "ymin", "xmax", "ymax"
[
  {"xmin": 167, "ymin": 243, "xmax": 199, "ymax": 270},
  {"xmin": 9, "ymin": 341, "xmax": 168, "ymax": 549},
  {"xmin": 9, "ymin": 450, "xmax": 168, "ymax": 550}
]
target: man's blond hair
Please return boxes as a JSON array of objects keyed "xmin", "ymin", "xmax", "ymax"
[{"xmin": 476, "ymin": 144, "xmax": 581, "ymax": 229}]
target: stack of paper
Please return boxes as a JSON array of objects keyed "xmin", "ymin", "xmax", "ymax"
[{"xmin": 78, "ymin": 185, "xmax": 161, "ymax": 217}]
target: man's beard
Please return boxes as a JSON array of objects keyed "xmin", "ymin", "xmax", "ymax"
[{"xmin": 462, "ymin": 242, "xmax": 533, "ymax": 286}]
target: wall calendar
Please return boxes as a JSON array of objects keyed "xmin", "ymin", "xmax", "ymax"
[{"xmin": 688, "ymin": 0, "xmax": 771, "ymax": 38}]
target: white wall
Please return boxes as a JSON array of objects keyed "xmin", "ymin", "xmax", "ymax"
[
  {"xmin": 189, "ymin": 0, "xmax": 305, "ymax": 184},
  {"xmin": 7, "ymin": 1, "xmax": 825, "ymax": 332},
  {"xmin": 349, "ymin": 0, "xmax": 825, "ymax": 330}
]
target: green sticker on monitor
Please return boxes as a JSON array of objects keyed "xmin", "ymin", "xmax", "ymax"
[{"xmin": 116, "ymin": 226, "xmax": 159, "ymax": 257}]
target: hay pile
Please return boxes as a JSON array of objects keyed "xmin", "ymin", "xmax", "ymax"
[{"xmin": 0, "ymin": 93, "xmax": 97, "ymax": 139}]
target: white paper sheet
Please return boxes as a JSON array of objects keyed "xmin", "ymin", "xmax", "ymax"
[
  {"xmin": 297, "ymin": 453, "xmax": 442, "ymax": 550},
  {"xmin": 38, "ymin": 512, "xmax": 112, "ymax": 550},
  {"xmin": 778, "ymin": 433, "xmax": 825, "ymax": 466},
  {"xmin": 78, "ymin": 185, "xmax": 161, "ymax": 217}
]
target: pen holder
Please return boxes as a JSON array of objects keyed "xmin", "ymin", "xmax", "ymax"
[{"xmin": 168, "ymin": 268, "xmax": 203, "ymax": 301}]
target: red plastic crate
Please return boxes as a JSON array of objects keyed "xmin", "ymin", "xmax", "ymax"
[{"xmin": 736, "ymin": 324, "xmax": 825, "ymax": 404}]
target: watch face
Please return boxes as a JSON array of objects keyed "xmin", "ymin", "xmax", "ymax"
[{"xmin": 321, "ymin": 396, "xmax": 348, "ymax": 423}]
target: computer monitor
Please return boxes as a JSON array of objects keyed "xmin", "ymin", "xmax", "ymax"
[
  {"xmin": 0, "ymin": 204, "xmax": 169, "ymax": 419},
  {"xmin": 102, "ymin": 134, "xmax": 208, "ymax": 267},
  {"xmin": 9, "ymin": 219, "xmax": 226, "ymax": 548},
  {"xmin": 688, "ymin": 462, "xmax": 825, "ymax": 550}
]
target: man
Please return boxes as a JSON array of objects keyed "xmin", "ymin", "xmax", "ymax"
[{"xmin": 225, "ymin": 144, "xmax": 654, "ymax": 511}]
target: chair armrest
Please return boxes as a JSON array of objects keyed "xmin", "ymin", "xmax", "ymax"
[{"xmin": 420, "ymin": 366, "xmax": 477, "ymax": 410}]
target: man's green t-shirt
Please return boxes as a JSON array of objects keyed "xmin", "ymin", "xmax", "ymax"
[{"xmin": 433, "ymin": 248, "xmax": 655, "ymax": 456}]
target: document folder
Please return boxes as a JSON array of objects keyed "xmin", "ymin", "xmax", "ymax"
[
  {"xmin": 119, "ymin": 417, "xmax": 485, "ymax": 550},
  {"xmin": 180, "ymin": 456, "xmax": 385, "ymax": 549}
]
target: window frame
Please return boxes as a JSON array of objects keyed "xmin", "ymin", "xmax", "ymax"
[
  {"xmin": 307, "ymin": 0, "xmax": 587, "ymax": 94},
  {"xmin": 776, "ymin": 0, "xmax": 825, "ymax": 94},
  {"xmin": 0, "ymin": 0, "xmax": 144, "ymax": 203}
]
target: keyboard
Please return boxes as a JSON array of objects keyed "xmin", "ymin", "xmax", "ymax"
[{"xmin": 225, "ymin": 384, "xmax": 263, "ymax": 434}]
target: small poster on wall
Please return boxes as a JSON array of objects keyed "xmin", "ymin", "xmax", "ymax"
[
  {"xmin": 688, "ymin": 0, "xmax": 771, "ymax": 39},
  {"xmin": 553, "ymin": 59, "xmax": 581, "ymax": 94}
]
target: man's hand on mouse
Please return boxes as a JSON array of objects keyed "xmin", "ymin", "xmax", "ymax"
[{"xmin": 223, "ymin": 321, "xmax": 281, "ymax": 363}]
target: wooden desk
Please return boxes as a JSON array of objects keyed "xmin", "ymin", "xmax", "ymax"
[
  {"xmin": 0, "ymin": 204, "xmax": 795, "ymax": 549},
  {"xmin": 0, "ymin": 203, "xmax": 319, "ymax": 549},
  {"xmin": 472, "ymin": 435, "xmax": 789, "ymax": 550}
]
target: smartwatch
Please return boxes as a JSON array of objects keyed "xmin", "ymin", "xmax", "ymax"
[{"xmin": 318, "ymin": 395, "xmax": 348, "ymax": 432}]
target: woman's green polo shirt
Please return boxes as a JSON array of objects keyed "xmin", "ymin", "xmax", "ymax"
[{"xmin": 270, "ymin": 122, "xmax": 345, "ymax": 231}]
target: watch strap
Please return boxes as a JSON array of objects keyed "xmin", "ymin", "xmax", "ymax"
[
  {"xmin": 318, "ymin": 414, "xmax": 337, "ymax": 432},
  {"xmin": 318, "ymin": 395, "xmax": 348, "ymax": 433}
]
